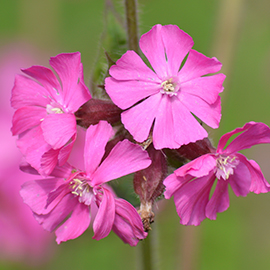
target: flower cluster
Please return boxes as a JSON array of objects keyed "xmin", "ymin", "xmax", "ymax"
[{"xmin": 11, "ymin": 24, "xmax": 270, "ymax": 245}]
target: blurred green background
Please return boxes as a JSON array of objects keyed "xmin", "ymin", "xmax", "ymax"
[{"xmin": 1, "ymin": 0, "xmax": 270, "ymax": 269}]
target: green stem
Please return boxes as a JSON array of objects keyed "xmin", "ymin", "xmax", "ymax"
[
  {"xmin": 140, "ymin": 231, "xmax": 153, "ymax": 270},
  {"xmin": 125, "ymin": 0, "xmax": 140, "ymax": 54}
]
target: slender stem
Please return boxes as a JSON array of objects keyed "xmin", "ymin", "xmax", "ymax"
[
  {"xmin": 125, "ymin": 0, "xmax": 140, "ymax": 54},
  {"xmin": 141, "ymin": 231, "xmax": 153, "ymax": 270}
]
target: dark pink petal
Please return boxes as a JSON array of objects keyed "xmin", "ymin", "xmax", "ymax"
[
  {"xmin": 93, "ymin": 187, "xmax": 115, "ymax": 240},
  {"xmin": 112, "ymin": 198, "xmax": 147, "ymax": 246},
  {"xmin": 159, "ymin": 24, "xmax": 194, "ymax": 76},
  {"xmin": 164, "ymin": 173, "xmax": 191, "ymax": 199},
  {"xmin": 181, "ymin": 94, "xmax": 221, "ymax": 129},
  {"xmin": 40, "ymin": 148, "xmax": 60, "ymax": 176},
  {"xmin": 108, "ymin": 50, "xmax": 159, "ymax": 82},
  {"xmin": 11, "ymin": 75, "xmax": 51, "ymax": 109},
  {"xmin": 105, "ymin": 77, "xmax": 160, "ymax": 110},
  {"xmin": 11, "ymin": 106, "xmax": 46, "ymax": 135},
  {"xmin": 205, "ymin": 179, "xmax": 229, "ymax": 220},
  {"xmin": 217, "ymin": 122, "xmax": 270, "ymax": 154},
  {"xmin": 49, "ymin": 52, "xmax": 91, "ymax": 112},
  {"xmin": 22, "ymin": 65, "xmax": 61, "ymax": 101},
  {"xmin": 181, "ymin": 73, "xmax": 225, "ymax": 104},
  {"xmin": 55, "ymin": 202, "xmax": 90, "ymax": 244},
  {"xmin": 34, "ymin": 193, "xmax": 78, "ymax": 232},
  {"xmin": 178, "ymin": 49, "xmax": 222, "ymax": 83},
  {"xmin": 174, "ymin": 154, "xmax": 216, "ymax": 178},
  {"xmin": 121, "ymin": 94, "xmax": 162, "ymax": 143},
  {"xmin": 139, "ymin": 24, "xmax": 169, "ymax": 78},
  {"xmin": 237, "ymin": 154, "xmax": 270, "ymax": 194},
  {"xmin": 20, "ymin": 178, "xmax": 65, "ymax": 215},
  {"xmin": 57, "ymin": 133, "xmax": 76, "ymax": 166},
  {"xmin": 84, "ymin": 121, "xmax": 114, "ymax": 177},
  {"xmin": 173, "ymin": 173, "xmax": 216, "ymax": 225},
  {"xmin": 92, "ymin": 140, "xmax": 151, "ymax": 186},
  {"xmin": 41, "ymin": 113, "xmax": 76, "ymax": 149},
  {"xmin": 228, "ymin": 156, "xmax": 251, "ymax": 197}
]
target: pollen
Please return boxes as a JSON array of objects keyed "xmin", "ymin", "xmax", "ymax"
[
  {"xmin": 160, "ymin": 77, "xmax": 180, "ymax": 96},
  {"xmin": 215, "ymin": 154, "xmax": 239, "ymax": 180},
  {"xmin": 69, "ymin": 178, "xmax": 93, "ymax": 205}
]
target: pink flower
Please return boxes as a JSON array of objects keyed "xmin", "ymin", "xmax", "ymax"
[
  {"xmin": 164, "ymin": 122, "xmax": 270, "ymax": 225},
  {"xmin": 105, "ymin": 24, "xmax": 225, "ymax": 149},
  {"xmin": 20, "ymin": 121, "xmax": 151, "ymax": 245},
  {"xmin": 11, "ymin": 52, "xmax": 91, "ymax": 175}
]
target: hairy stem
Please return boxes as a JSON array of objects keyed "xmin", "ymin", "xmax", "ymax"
[{"xmin": 125, "ymin": 0, "xmax": 140, "ymax": 54}]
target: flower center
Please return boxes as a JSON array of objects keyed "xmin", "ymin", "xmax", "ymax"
[
  {"xmin": 69, "ymin": 178, "xmax": 93, "ymax": 205},
  {"xmin": 160, "ymin": 78, "xmax": 180, "ymax": 96},
  {"xmin": 215, "ymin": 154, "xmax": 239, "ymax": 180},
  {"xmin": 46, "ymin": 103, "xmax": 64, "ymax": 114}
]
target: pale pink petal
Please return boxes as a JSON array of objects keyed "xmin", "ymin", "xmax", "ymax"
[
  {"xmin": 180, "ymin": 73, "xmax": 225, "ymax": 104},
  {"xmin": 22, "ymin": 65, "xmax": 61, "ymax": 101},
  {"xmin": 173, "ymin": 173, "xmax": 216, "ymax": 225},
  {"xmin": 218, "ymin": 122, "xmax": 270, "ymax": 154},
  {"xmin": 112, "ymin": 198, "xmax": 147, "ymax": 246},
  {"xmin": 41, "ymin": 113, "xmax": 76, "ymax": 149},
  {"xmin": 160, "ymin": 24, "xmax": 194, "ymax": 75},
  {"xmin": 173, "ymin": 154, "xmax": 216, "ymax": 178},
  {"xmin": 139, "ymin": 24, "xmax": 168, "ymax": 78},
  {"xmin": 11, "ymin": 106, "xmax": 46, "ymax": 135},
  {"xmin": 105, "ymin": 77, "xmax": 160, "ymax": 110},
  {"xmin": 20, "ymin": 178, "xmax": 66, "ymax": 215},
  {"xmin": 55, "ymin": 202, "xmax": 90, "ymax": 244},
  {"xmin": 237, "ymin": 154, "xmax": 270, "ymax": 194},
  {"xmin": 121, "ymin": 93, "xmax": 162, "ymax": 143},
  {"xmin": 92, "ymin": 140, "xmax": 151, "ymax": 186},
  {"xmin": 84, "ymin": 121, "xmax": 114, "ymax": 177},
  {"xmin": 228, "ymin": 157, "xmax": 251, "ymax": 197},
  {"xmin": 93, "ymin": 187, "xmax": 115, "ymax": 240},
  {"xmin": 178, "ymin": 49, "xmax": 222, "ymax": 83},
  {"xmin": 11, "ymin": 75, "xmax": 51, "ymax": 109},
  {"xmin": 205, "ymin": 179, "xmax": 229, "ymax": 220},
  {"xmin": 34, "ymin": 193, "xmax": 78, "ymax": 232},
  {"xmin": 108, "ymin": 50, "xmax": 159, "ymax": 82},
  {"xmin": 180, "ymin": 94, "xmax": 221, "ymax": 128}
]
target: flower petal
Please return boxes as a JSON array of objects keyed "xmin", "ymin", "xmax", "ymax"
[
  {"xmin": 181, "ymin": 94, "xmax": 221, "ymax": 129},
  {"xmin": 93, "ymin": 187, "xmax": 115, "ymax": 240},
  {"xmin": 11, "ymin": 74, "xmax": 51, "ymax": 109},
  {"xmin": 238, "ymin": 154, "xmax": 270, "ymax": 194},
  {"xmin": 11, "ymin": 106, "xmax": 46, "ymax": 135},
  {"xmin": 20, "ymin": 178, "xmax": 65, "ymax": 215},
  {"xmin": 112, "ymin": 198, "xmax": 147, "ymax": 246},
  {"xmin": 49, "ymin": 52, "xmax": 91, "ymax": 112},
  {"xmin": 84, "ymin": 121, "xmax": 114, "ymax": 177},
  {"xmin": 159, "ymin": 24, "xmax": 194, "ymax": 76},
  {"xmin": 108, "ymin": 50, "xmax": 159, "ymax": 82},
  {"xmin": 92, "ymin": 140, "xmax": 151, "ymax": 186},
  {"xmin": 173, "ymin": 173, "xmax": 216, "ymax": 225},
  {"xmin": 55, "ymin": 202, "xmax": 90, "ymax": 244},
  {"xmin": 178, "ymin": 49, "xmax": 222, "ymax": 83},
  {"xmin": 41, "ymin": 113, "xmax": 76, "ymax": 149},
  {"xmin": 228, "ymin": 156, "xmax": 251, "ymax": 197},
  {"xmin": 181, "ymin": 73, "xmax": 225, "ymax": 104},
  {"xmin": 105, "ymin": 77, "xmax": 160, "ymax": 110},
  {"xmin": 121, "ymin": 94, "xmax": 162, "ymax": 143},
  {"xmin": 206, "ymin": 179, "xmax": 229, "ymax": 220},
  {"xmin": 217, "ymin": 122, "xmax": 270, "ymax": 154}
]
